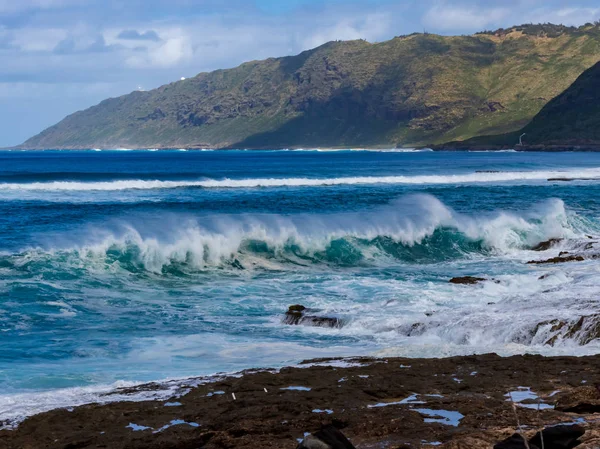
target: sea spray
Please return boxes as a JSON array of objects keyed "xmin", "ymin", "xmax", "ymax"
[{"xmin": 1, "ymin": 196, "xmax": 581, "ymax": 274}]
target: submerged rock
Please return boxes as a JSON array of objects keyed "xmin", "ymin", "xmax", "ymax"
[
  {"xmin": 297, "ymin": 425, "xmax": 356, "ymax": 449},
  {"xmin": 284, "ymin": 305, "xmax": 344, "ymax": 328},
  {"xmin": 449, "ymin": 276, "xmax": 486, "ymax": 285},
  {"xmin": 530, "ymin": 238, "xmax": 563, "ymax": 251},
  {"xmin": 527, "ymin": 255, "xmax": 585, "ymax": 264}
]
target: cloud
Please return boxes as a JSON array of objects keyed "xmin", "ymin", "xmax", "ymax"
[
  {"xmin": 301, "ymin": 12, "xmax": 393, "ymax": 49},
  {"xmin": 53, "ymin": 34, "xmax": 122, "ymax": 54},
  {"xmin": 117, "ymin": 29, "xmax": 161, "ymax": 42},
  {"xmin": 126, "ymin": 33, "xmax": 192, "ymax": 68},
  {"xmin": 422, "ymin": 3, "xmax": 510, "ymax": 31},
  {"xmin": 523, "ymin": 7, "xmax": 600, "ymax": 26},
  {"xmin": 11, "ymin": 28, "xmax": 68, "ymax": 52}
]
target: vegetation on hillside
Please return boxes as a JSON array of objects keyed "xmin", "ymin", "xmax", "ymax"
[
  {"xmin": 21, "ymin": 24, "xmax": 600, "ymax": 149},
  {"xmin": 447, "ymin": 60, "xmax": 600, "ymax": 148}
]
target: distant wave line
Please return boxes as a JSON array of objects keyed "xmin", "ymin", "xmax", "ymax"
[{"xmin": 2, "ymin": 169, "xmax": 600, "ymax": 191}]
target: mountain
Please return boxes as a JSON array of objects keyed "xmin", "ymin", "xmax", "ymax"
[
  {"xmin": 21, "ymin": 23, "xmax": 600, "ymax": 150},
  {"xmin": 441, "ymin": 59, "xmax": 600, "ymax": 150}
]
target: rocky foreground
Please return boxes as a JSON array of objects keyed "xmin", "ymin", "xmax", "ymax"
[{"xmin": 2, "ymin": 354, "xmax": 600, "ymax": 448}]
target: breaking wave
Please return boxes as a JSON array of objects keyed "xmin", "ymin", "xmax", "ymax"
[
  {"xmin": 2, "ymin": 168, "xmax": 600, "ymax": 191},
  {"xmin": 3, "ymin": 195, "xmax": 589, "ymax": 274}
]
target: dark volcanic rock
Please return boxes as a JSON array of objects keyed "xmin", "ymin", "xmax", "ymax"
[
  {"xmin": 284, "ymin": 305, "xmax": 344, "ymax": 328},
  {"xmin": 4, "ymin": 354, "xmax": 600, "ymax": 449},
  {"xmin": 449, "ymin": 276, "xmax": 486, "ymax": 285},
  {"xmin": 527, "ymin": 255, "xmax": 585, "ymax": 264},
  {"xmin": 529, "ymin": 424, "xmax": 585, "ymax": 449},
  {"xmin": 297, "ymin": 425, "xmax": 356, "ymax": 449},
  {"xmin": 555, "ymin": 386, "xmax": 600, "ymax": 413},
  {"xmin": 536, "ymin": 315, "xmax": 600, "ymax": 346},
  {"xmin": 531, "ymin": 238, "xmax": 563, "ymax": 251},
  {"xmin": 495, "ymin": 434, "xmax": 539, "ymax": 449}
]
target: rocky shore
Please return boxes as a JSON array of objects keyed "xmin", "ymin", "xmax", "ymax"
[{"xmin": 2, "ymin": 354, "xmax": 600, "ymax": 449}]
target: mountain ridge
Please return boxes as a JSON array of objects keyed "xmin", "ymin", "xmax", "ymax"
[{"xmin": 19, "ymin": 23, "xmax": 600, "ymax": 150}]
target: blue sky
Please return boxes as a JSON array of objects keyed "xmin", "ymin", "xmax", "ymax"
[{"xmin": 1, "ymin": 0, "xmax": 599, "ymax": 146}]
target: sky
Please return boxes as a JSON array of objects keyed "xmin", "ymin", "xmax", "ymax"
[{"xmin": 1, "ymin": 0, "xmax": 599, "ymax": 146}]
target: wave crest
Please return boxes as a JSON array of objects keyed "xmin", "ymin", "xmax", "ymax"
[
  {"xmin": 2, "ymin": 168, "xmax": 600, "ymax": 191},
  {"xmin": 4, "ymin": 195, "xmax": 585, "ymax": 274}
]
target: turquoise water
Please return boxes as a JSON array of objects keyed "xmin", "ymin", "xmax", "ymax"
[{"xmin": 2, "ymin": 149, "xmax": 600, "ymax": 423}]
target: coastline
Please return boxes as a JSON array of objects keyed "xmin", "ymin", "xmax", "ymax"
[
  {"xmin": 2, "ymin": 354, "xmax": 600, "ymax": 448},
  {"xmin": 7, "ymin": 144, "xmax": 600, "ymax": 152}
]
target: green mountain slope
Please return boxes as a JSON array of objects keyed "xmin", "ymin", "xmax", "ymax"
[
  {"xmin": 442, "ymin": 59, "xmax": 600, "ymax": 149},
  {"xmin": 21, "ymin": 23, "xmax": 600, "ymax": 149},
  {"xmin": 519, "ymin": 59, "xmax": 600, "ymax": 146}
]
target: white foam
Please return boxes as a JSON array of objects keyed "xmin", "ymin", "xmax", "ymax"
[
  {"xmin": 0, "ymin": 380, "xmax": 184, "ymax": 430},
  {"xmin": 10, "ymin": 195, "xmax": 580, "ymax": 273},
  {"xmin": 2, "ymin": 167, "xmax": 600, "ymax": 191}
]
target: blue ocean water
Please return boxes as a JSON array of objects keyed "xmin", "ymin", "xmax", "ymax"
[{"xmin": 2, "ymin": 149, "xmax": 600, "ymax": 423}]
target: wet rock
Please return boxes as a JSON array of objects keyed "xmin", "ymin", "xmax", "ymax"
[
  {"xmin": 299, "ymin": 435, "xmax": 332, "ymax": 449},
  {"xmin": 495, "ymin": 434, "xmax": 539, "ymax": 449},
  {"xmin": 565, "ymin": 315, "xmax": 600, "ymax": 345},
  {"xmin": 530, "ymin": 319, "xmax": 567, "ymax": 345},
  {"xmin": 538, "ymin": 315, "xmax": 600, "ymax": 346},
  {"xmin": 231, "ymin": 258, "xmax": 244, "ymax": 269},
  {"xmin": 531, "ymin": 239, "xmax": 563, "ymax": 251},
  {"xmin": 529, "ymin": 424, "xmax": 585, "ymax": 449},
  {"xmin": 548, "ymin": 177, "xmax": 598, "ymax": 182},
  {"xmin": 283, "ymin": 305, "xmax": 307, "ymax": 325},
  {"xmin": 527, "ymin": 255, "xmax": 585, "ymax": 264},
  {"xmin": 407, "ymin": 322, "xmax": 426, "ymax": 336},
  {"xmin": 449, "ymin": 276, "xmax": 486, "ymax": 285},
  {"xmin": 444, "ymin": 437, "xmax": 496, "ymax": 449},
  {"xmin": 284, "ymin": 305, "xmax": 344, "ymax": 328},
  {"xmin": 297, "ymin": 425, "xmax": 356, "ymax": 449},
  {"xmin": 555, "ymin": 386, "xmax": 600, "ymax": 413}
]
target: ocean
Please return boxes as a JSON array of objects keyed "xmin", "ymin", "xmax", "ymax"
[{"xmin": 2, "ymin": 149, "xmax": 600, "ymax": 426}]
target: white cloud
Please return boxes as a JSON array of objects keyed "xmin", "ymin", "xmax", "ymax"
[
  {"xmin": 301, "ymin": 12, "xmax": 393, "ymax": 49},
  {"xmin": 11, "ymin": 28, "xmax": 68, "ymax": 51},
  {"xmin": 422, "ymin": 4, "xmax": 510, "ymax": 31},
  {"xmin": 523, "ymin": 7, "xmax": 600, "ymax": 25},
  {"xmin": 126, "ymin": 29, "xmax": 193, "ymax": 68}
]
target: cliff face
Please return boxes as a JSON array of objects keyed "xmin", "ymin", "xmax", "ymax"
[{"xmin": 21, "ymin": 24, "xmax": 600, "ymax": 149}]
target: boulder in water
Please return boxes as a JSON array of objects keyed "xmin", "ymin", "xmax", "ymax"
[
  {"xmin": 531, "ymin": 238, "xmax": 563, "ymax": 251},
  {"xmin": 527, "ymin": 255, "xmax": 585, "ymax": 264},
  {"xmin": 449, "ymin": 276, "xmax": 486, "ymax": 285},
  {"xmin": 284, "ymin": 305, "xmax": 344, "ymax": 329}
]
